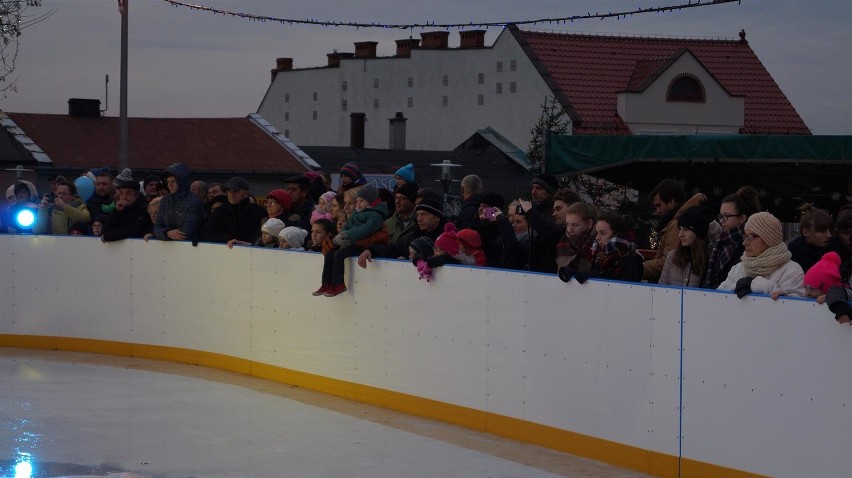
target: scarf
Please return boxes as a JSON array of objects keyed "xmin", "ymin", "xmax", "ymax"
[
  {"xmin": 740, "ymin": 242, "xmax": 792, "ymax": 278},
  {"xmin": 592, "ymin": 237, "xmax": 637, "ymax": 275},
  {"xmin": 704, "ymin": 225, "xmax": 744, "ymax": 288},
  {"xmin": 556, "ymin": 228, "xmax": 596, "ymax": 268}
]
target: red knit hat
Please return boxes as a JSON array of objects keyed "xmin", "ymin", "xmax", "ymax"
[
  {"xmin": 456, "ymin": 228, "xmax": 482, "ymax": 251},
  {"xmin": 434, "ymin": 223, "xmax": 459, "ymax": 257},
  {"xmin": 266, "ymin": 189, "xmax": 292, "ymax": 211},
  {"xmin": 804, "ymin": 251, "xmax": 842, "ymax": 295}
]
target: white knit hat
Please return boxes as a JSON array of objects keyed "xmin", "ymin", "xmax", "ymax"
[
  {"xmin": 744, "ymin": 211, "xmax": 782, "ymax": 247},
  {"xmin": 260, "ymin": 218, "xmax": 285, "ymax": 238},
  {"xmin": 278, "ymin": 226, "xmax": 308, "ymax": 248}
]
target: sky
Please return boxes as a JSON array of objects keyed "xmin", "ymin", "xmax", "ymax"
[{"xmin": 0, "ymin": 0, "xmax": 850, "ymax": 135}]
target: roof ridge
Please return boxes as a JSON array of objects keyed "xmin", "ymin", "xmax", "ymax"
[{"xmin": 520, "ymin": 28, "xmax": 739, "ymax": 42}]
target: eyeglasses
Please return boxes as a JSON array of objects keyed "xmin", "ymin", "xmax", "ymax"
[
  {"xmin": 743, "ymin": 233, "xmax": 761, "ymax": 242},
  {"xmin": 718, "ymin": 213, "xmax": 741, "ymax": 223}
]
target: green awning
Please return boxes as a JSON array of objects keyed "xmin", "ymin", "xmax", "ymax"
[{"xmin": 546, "ymin": 135, "xmax": 852, "ymax": 175}]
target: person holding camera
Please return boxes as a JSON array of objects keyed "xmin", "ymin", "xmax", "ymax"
[{"xmin": 33, "ymin": 180, "xmax": 91, "ymax": 235}]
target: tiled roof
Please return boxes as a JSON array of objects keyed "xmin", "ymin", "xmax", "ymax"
[
  {"xmin": 4, "ymin": 113, "xmax": 310, "ymax": 174},
  {"xmin": 513, "ymin": 27, "xmax": 811, "ymax": 135}
]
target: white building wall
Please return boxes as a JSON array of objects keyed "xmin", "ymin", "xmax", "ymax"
[
  {"xmin": 617, "ymin": 53, "xmax": 745, "ymax": 134},
  {"xmin": 257, "ymin": 30, "xmax": 555, "ymax": 151}
]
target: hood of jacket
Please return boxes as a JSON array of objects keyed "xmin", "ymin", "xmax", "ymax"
[{"xmin": 162, "ymin": 163, "xmax": 192, "ymax": 197}]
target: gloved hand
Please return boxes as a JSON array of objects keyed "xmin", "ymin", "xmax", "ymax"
[
  {"xmin": 573, "ymin": 270, "xmax": 589, "ymax": 284},
  {"xmin": 735, "ymin": 276, "xmax": 755, "ymax": 299},
  {"xmin": 416, "ymin": 260, "xmax": 433, "ymax": 283},
  {"xmin": 558, "ymin": 266, "xmax": 576, "ymax": 283}
]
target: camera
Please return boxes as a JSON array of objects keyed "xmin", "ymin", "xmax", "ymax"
[
  {"xmin": 515, "ymin": 203, "xmax": 526, "ymax": 215},
  {"xmin": 44, "ymin": 192, "xmax": 57, "ymax": 203}
]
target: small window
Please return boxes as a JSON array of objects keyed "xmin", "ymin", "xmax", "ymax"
[
  {"xmin": 667, "ymin": 74, "xmax": 706, "ymax": 103},
  {"xmin": 373, "ymin": 98, "xmax": 379, "ymax": 109},
  {"xmin": 510, "ymin": 60, "xmax": 517, "ymax": 72},
  {"xmin": 510, "ymin": 82, "xmax": 517, "ymax": 94},
  {"xmin": 312, "ymin": 92, "xmax": 318, "ymax": 101},
  {"xmin": 478, "ymin": 73, "xmax": 484, "ymax": 85},
  {"xmin": 284, "ymin": 112, "xmax": 289, "ymax": 122},
  {"xmin": 477, "ymin": 94, "xmax": 484, "ymax": 106},
  {"xmin": 407, "ymin": 77, "xmax": 414, "ymax": 88},
  {"xmin": 342, "ymin": 99, "xmax": 348, "ymax": 111},
  {"xmin": 442, "ymin": 75, "xmax": 449, "ymax": 87},
  {"xmin": 284, "ymin": 93, "xmax": 290, "ymax": 103},
  {"xmin": 374, "ymin": 78, "xmax": 380, "ymax": 88},
  {"xmin": 442, "ymin": 96, "xmax": 449, "ymax": 107},
  {"xmin": 284, "ymin": 129, "xmax": 289, "ymax": 137},
  {"xmin": 407, "ymin": 97, "xmax": 413, "ymax": 108},
  {"xmin": 312, "ymin": 111, "xmax": 317, "ymax": 120},
  {"xmin": 342, "ymin": 81, "xmax": 348, "ymax": 92},
  {"xmin": 496, "ymin": 83, "xmax": 503, "ymax": 94},
  {"xmin": 496, "ymin": 61, "xmax": 503, "ymax": 73}
]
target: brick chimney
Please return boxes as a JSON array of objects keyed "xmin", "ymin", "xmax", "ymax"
[
  {"xmin": 459, "ymin": 30, "xmax": 486, "ymax": 48},
  {"xmin": 354, "ymin": 41, "xmax": 378, "ymax": 59},
  {"xmin": 327, "ymin": 52, "xmax": 355, "ymax": 67},
  {"xmin": 270, "ymin": 57, "xmax": 293, "ymax": 81},
  {"xmin": 395, "ymin": 39, "xmax": 420, "ymax": 57},
  {"xmin": 420, "ymin": 31, "xmax": 449, "ymax": 49}
]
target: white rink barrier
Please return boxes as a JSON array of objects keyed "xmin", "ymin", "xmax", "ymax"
[{"xmin": 0, "ymin": 235, "xmax": 849, "ymax": 478}]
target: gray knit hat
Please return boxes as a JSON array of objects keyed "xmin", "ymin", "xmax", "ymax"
[
  {"xmin": 356, "ymin": 185, "xmax": 380, "ymax": 205},
  {"xmin": 744, "ymin": 211, "xmax": 782, "ymax": 247}
]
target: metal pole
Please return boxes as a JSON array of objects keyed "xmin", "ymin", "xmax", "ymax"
[{"xmin": 119, "ymin": 0, "xmax": 129, "ymax": 170}]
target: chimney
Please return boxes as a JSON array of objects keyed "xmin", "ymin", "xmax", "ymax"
[
  {"xmin": 354, "ymin": 41, "xmax": 378, "ymax": 59},
  {"xmin": 459, "ymin": 30, "xmax": 486, "ymax": 48},
  {"xmin": 68, "ymin": 98, "xmax": 101, "ymax": 117},
  {"xmin": 395, "ymin": 38, "xmax": 420, "ymax": 57},
  {"xmin": 350, "ymin": 113, "xmax": 366, "ymax": 149},
  {"xmin": 270, "ymin": 57, "xmax": 293, "ymax": 81},
  {"xmin": 420, "ymin": 31, "xmax": 449, "ymax": 49},
  {"xmin": 327, "ymin": 51, "xmax": 355, "ymax": 67}
]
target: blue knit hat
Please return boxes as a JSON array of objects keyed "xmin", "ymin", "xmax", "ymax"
[{"xmin": 395, "ymin": 163, "xmax": 415, "ymax": 183}]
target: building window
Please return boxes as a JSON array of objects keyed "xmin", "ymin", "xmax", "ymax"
[
  {"xmin": 342, "ymin": 81, "xmax": 347, "ymax": 91},
  {"xmin": 477, "ymin": 94, "xmax": 484, "ymax": 106},
  {"xmin": 443, "ymin": 75, "xmax": 449, "ymax": 86},
  {"xmin": 496, "ymin": 61, "xmax": 503, "ymax": 72},
  {"xmin": 342, "ymin": 99, "xmax": 348, "ymax": 111},
  {"xmin": 284, "ymin": 93, "xmax": 290, "ymax": 103},
  {"xmin": 284, "ymin": 129, "xmax": 289, "ymax": 137},
  {"xmin": 496, "ymin": 83, "xmax": 503, "ymax": 94},
  {"xmin": 284, "ymin": 112, "xmax": 289, "ymax": 121},
  {"xmin": 478, "ymin": 73, "xmax": 484, "ymax": 84},
  {"xmin": 408, "ymin": 77, "xmax": 414, "ymax": 87},
  {"xmin": 510, "ymin": 82, "xmax": 517, "ymax": 93},
  {"xmin": 312, "ymin": 111, "xmax": 318, "ymax": 120},
  {"xmin": 312, "ymin": 92, "xmax": 318, "ymax": 101},
  {"xmin": 442, "ymin": 96, "xmax": 448, "ymax": 107},
  {"xmin": 374, "ymin": 78, "xmax": 380, "ymax": 88},
  {"xmin": 373, "ymin": 98, "xmax": 379, "ymax": 109},
  {"xmin": 407, "ymin": 97, "xmax": 413, "ymax": 108},
  {"xmin": 667, "ymin": 74, "xmax": 706, "ymax": 103},
  {"xmin": 510, "ymin": 60, "xmax": 517, "ymax": 71}
]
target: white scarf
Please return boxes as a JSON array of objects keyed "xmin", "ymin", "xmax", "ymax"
[{"xmin": 740, "ymin": 242, "xmax": 792, "ymax": 278}]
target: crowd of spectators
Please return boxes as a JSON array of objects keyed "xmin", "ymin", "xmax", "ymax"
[{"xmin": 2, "ymin": 162, "xmax": 851, "ymax": 323}]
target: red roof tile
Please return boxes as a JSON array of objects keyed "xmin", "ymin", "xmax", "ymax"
[
  {"xmin": 514, "ymin": 28, "xmax": 811, "ymax": 135},
  {"xmin": 4, "ymin": 113, "xmax": 309, "ymax": 174}
]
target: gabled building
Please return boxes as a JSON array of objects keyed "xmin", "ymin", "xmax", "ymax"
[
  {"xmin": 0, "ymin": 109, "xmax": 317, "ymax": 193},
  {"xmin": 257, "ymin": 25, "xmax": 809, "ymax": 152}
]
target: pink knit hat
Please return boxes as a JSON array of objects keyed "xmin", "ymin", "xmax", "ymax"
[
  {"xmin": 804, "ymin": 251, "xmax": 842, "ymax": 294},
  {"xmin": 456, "ymin": 228, "xmax": 482, "ymax": 251},
  {"xmin": 434, "ymin": 223, "xmax": 459, "ymax": 257}
]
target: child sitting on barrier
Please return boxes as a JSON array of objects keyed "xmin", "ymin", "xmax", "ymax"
[{"xmin": 309, "ymin": 219, "xmax": 334, "ymax": 253}]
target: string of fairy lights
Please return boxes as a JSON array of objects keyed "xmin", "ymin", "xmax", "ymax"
[{"xmin": 159, "ymin": 0, "xmax": 742, "ymax": 30}]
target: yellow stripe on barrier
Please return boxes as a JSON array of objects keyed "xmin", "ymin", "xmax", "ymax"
[{"xmin": 0, "ymin": 334, "xmax": 766, "ymax": 478}]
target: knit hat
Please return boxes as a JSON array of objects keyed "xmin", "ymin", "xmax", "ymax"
[
  {"xmin": 434, "ymin": 222, "xmax": 460, "ymax": 256},
  {"xmin": 279, "ymin": 226, "xmax": 308, "ymax": 248},
  {"xmin": 142, "ymin": 174, "xmax": 161, "ymax": 187},
  {"xmin": 356, "ymin": 185, "xmax": 380, "ymax": 205},
  {"xmin": 224, "ymin": 176, "xmax": 250, "ymax": 191},
  {"xmin": 266, "ymin": 189, "xmax": 292, "ymax": 211},
  {"xmin": 395, "ymin": 182, "xmax": 419, "ymax": 202},
  {"xmin": 457, "ymin": 228, "xmax": 482, "ymax": 251},
  {"xmin": 319, "ymin": 190, "xmax": 337, "ymax": 207},
  {"xmin": 261, "ymin": 218, "xmax": 286, "ymax": 238},
  {"xmin": 69, "ymin": 222, "xmax": 89, "ymax": 235},
  {"xmin": 532, "ymin": 173, "xmax": 559, "ymax": 195},
  {"xmin": 677, "ymin": 205, "xmax": 715, "ymax": 240},
  {"xmin": 480, "ymin": 192, "xmax": 505, "ymax": 210},
  {"xmin": 395, "ymin": 163, "xmax": 415, "ymax": 183},
  {"xmin": 414, "ymin": 196, "xmax": 443, "ymax": 218},
  {"xmin": 744, "ymin": 211, "xmax": 783, "ymax": 247},
  {"xmin": 409, "ymin": 236, "xmax": 435, "ymax": 258},
  {"xmin": 804, "ymin": 251, "xmax": 842, "ymax": 295},
  {"xmin": 303, "ymin": 171, "xmax": 322, "ymax": 182},
  {"xmin": 340, "ymin": 162, "xmax": 361, "ymax": 181},
  {"xmin": 113, "ymin": 168, "xmax": 139, "ymax": 191}
]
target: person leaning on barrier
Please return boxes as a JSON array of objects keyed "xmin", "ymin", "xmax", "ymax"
[
  {"xmin": 385, "ymin": 182, "xmax": 418, "ymax": 245},
  {"xmin": 717, "ymin": 211, "xmax": 805, "ymax": 298},
  {"xmin": 86, "ymin": 167, "xmax": 116, "ymax": 218},
  {"xmin": 658, "ymin": 205, "xmax": 716, "ymax": 288},
  {"xmin": 101, "ymin": 169, "xmax": 153, "ymax": 243},
  {"xmin": 703, "ymin": 186, "xmax": 761, "ymax": 289},
  {"xmin": 514, "ymin": 174, "xmax": 565, "ymax": 273},
  {"xmin": 283, "ymin": 175, "xmax": 315, "ymax": 231},
  {"xmin": 33, "ymin": 180, "xmax": 91, "ymax": 235},
  {"xmin": 201, "ymin": 176, "xmax": 267, "ymax": 248},
  {"xmin": 561, "ymin": 211, "xmax": 644, "ymax": 284},
  {"xmin": 149, "ymin": 163, "xmax": 204, "ymax": 243}
]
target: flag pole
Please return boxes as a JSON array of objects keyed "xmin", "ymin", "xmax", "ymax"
[{"xmin": 119, "ymin": 0, "xmax": 129, "ymax": 170}]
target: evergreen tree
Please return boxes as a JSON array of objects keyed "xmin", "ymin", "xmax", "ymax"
[{"xmin": 526, "ymin": 96, "xmax": 571, "ymax": 174}]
